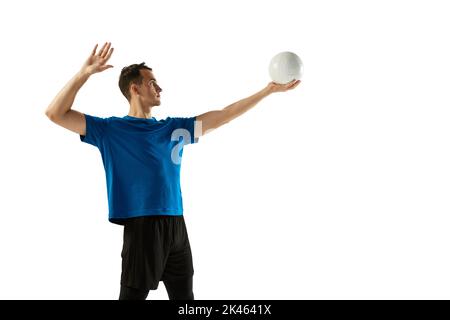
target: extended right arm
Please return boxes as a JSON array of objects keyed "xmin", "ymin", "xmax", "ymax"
[{"xmin": 45, "ymin": 42, "xmax": 114, "ymax": 135}]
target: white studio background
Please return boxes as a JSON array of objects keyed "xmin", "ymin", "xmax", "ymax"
[{"xmin": 0, "ymin": 0, "xmax": 449, "ymax": 300}]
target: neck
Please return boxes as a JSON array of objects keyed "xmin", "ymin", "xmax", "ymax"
[{"xmin": 128, "ymin": 98, "xmax": 153, "ymax": 119}]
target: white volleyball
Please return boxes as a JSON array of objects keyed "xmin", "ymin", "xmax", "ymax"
[{"xmin": 268, "ymin": 51, "xmax": 303, "ymax": 84}]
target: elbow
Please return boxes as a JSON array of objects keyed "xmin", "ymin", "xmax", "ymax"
[
  {"xmin": 218, "ymin": 110, "xmax": 233, "ymax": 127},
  {"xmin": 45, "ymin": 105, "xmax": 61, "ymax": 120},
  {"xmin": 45, "ymin": 109, "xmax": 55, "ymax": 120},
  {"xmin": 45, "ymin": 108, "xmax": 60, "ymax": 122}
]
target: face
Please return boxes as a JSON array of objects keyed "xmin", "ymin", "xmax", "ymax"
[{"xmin": 133, "ymin": 69, "xmax": 163, "ymax": 107}]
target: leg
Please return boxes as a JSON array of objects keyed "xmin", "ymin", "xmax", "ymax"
[
  {"xmin": 163, "ymin": 276, "xmax": 194, "ymax": 300},
  {"xmin": 119, "ymin": 285, "xmax": 149, "ymax": 300},
  {"xmin": 120, "ymin": 217, "xmax": 168, "ymax": 300}
]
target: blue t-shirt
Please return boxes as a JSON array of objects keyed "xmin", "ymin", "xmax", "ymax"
[{"xmin": 80, "ymin": 114, "xmax": 198, "ymax": 224}]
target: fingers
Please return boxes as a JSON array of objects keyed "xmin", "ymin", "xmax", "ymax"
[
  {"xmin": 104, "ymin": 46, "xmax": 114, "ymax": 62},
  {"xmin": 99, "ymin": 65, "xmax": 114, "ymax": 72},
  {"xmin": 101, "ymin": 42, "xmax": 112, "ymax": 59},
  {"xmin": 287, "ymin": 79, "xmax": 301, "ymax": 89},
  {"xmin": 92, "ymin": 42, "xmax": 114, "ymax": 64},
  {"xmin": 98, "ymin": 42, "xmax": 110, "ymax": 57},
  {"xmin": 91, "ymin": 44, "xmax": 98, "ymax": 56}
]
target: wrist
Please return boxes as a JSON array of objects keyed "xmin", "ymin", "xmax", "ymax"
[
  {"xmin": 77, "ymin": 69, "xmax": 92, "ymax": 80},
  {"xmin": 262, "ymin": 85, "xmax": 273, "ymax": 96}
]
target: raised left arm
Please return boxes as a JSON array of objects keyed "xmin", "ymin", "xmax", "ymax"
[{"xmin": 195, "ymin": 79, "xmax": 301, "ymax": 136}]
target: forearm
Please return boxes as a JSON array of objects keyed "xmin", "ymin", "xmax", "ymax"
[
  {"xmin": 45, "ymin": 70, "xmax": 90, "ymax": 118},
  {"xmin": 196, "ymin": 80, "xmax": 299, "ymax": 135},
  {"xmin": 221, "ymin": 86, "xmax": 272, "ymax": 124},
  {"xmin": 196, "ymin": 86, "xmax": 272, "ymax": 135}
]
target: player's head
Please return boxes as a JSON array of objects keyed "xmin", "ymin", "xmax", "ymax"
[{"xmin": 119, "ymin": 62, "xmax": 162, "ymax": 107}]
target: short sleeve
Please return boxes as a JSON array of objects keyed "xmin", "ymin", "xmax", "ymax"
[
  {"xmin": 80, "ymin": 114, "xmax": 108, "ymax": 147},
  {"xmin": 169, "ymin": 116, "xmax": 199, "ymax": 145}
]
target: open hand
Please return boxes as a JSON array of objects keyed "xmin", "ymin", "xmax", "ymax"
[
  {"xmin": 267, "ymin": 79, "xmax": 301, "ymax": 93},
  {"xmin": 81, "ymin": 42, "xmax": 114, "ymax": 76}
]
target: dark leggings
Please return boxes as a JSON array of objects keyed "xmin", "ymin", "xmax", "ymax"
[{"xmin": 119, "ymin": 276, "xmax": 194, "ymax": 300}]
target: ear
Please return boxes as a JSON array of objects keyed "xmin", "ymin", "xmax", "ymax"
[{"xmin": 130, "ymin": 83, "xmax": 140, "ymax": 96}]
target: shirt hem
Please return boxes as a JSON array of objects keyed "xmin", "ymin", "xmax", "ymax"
[{"xmin": 109, "ymin": 208, "xmax": 183, "ymax": 225}]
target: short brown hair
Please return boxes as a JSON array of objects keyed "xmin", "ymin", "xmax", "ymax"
[{"xmin": 119, "ymin": 62, "xmax": 152, "ymax": 101}]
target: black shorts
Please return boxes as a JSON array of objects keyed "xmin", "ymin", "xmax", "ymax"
[{"xmin": 120, "ymin": 215, "xmax": 194, "ymax": 290}]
